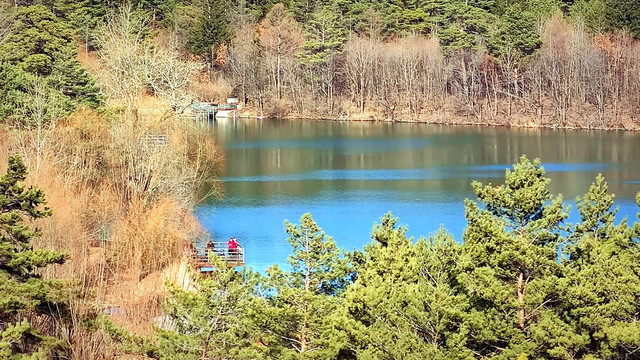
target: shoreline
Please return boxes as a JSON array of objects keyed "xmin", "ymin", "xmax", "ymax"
[{"xmin": 236, "ymin": 112, "xmax": 638, "ymax": 132}]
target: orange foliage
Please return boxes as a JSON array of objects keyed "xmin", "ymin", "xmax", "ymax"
[
  {"xmin": 215, "ymin": 43, "xmax": 228, "ymax": 67},
  {"xmin": 594, "ymin": 34, "xmax": 622, "ymax": 64}
]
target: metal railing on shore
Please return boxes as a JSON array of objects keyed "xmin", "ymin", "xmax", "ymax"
[{"xmin": 188, "ymin": 242, "xmax": 245, "ymax": 270}]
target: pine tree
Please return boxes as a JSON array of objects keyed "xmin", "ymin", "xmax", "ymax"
[
  {"xmin": 0, "ymin": 155, "xmax": 68, "ymax": 358},
  {"xmin": 433, "ymin": 2, "xmax": 494, "ymax": 51},
  {"xmin": 299, "ymin": 3, "xmax": 345, "ymax": 112},
  {"xmin": 49, "ymin": 45, "xmax": 103, "ymax": 108},
  {"xmin": 602, "ymin": 0, "xmax": 640, "ymax": 38},
  {"xmin": 186, "ymin": 0, "xmax": 231, "ymax": 73},
  {"xmin": 560, "ymin": 175, "xmax": 640, "ymax": 358},
  {"xmin": 0, "ymin": 5, "xmax": 103, "ymax": 116},
  {"xmin": 301, "ymin": 3, "xmax": 346, "ymax": 63},
  {"xmin": 488, "ymin": 4, "xmax": 541, "ymax": 60},
  {"xmin": 459, "ymin": 155, "xmax": 575, "ymax": 359},
  {"xmin": 247, "ymin": 0, "xmax": 292, "ymax": 20},
  {"xmin": 0, "ymin": 5, "xmax": 73, "ymax": 75},
  {"xmin": 636, "ymin": 192, "xmax": 640, "ymax": 238},
  {"xmin": 52, "ymin": 0, "xmax": 109, "ymax": 51},
  {"xmin": 152, "ymin": 258, "xmax": 264, "ymax": 360},
  {"xmin": 253, "ymin": 213, "xmax": 349, "ymax": 359},
  {"xmin": 290, "ymin": 0, "xmax": 323, "ymax": 24},
  {"xmin": 0, "ymin": 62, "xmax": 33, "ymax": 122},
  {"xmin": 377, "ymin": 0, "xmax": 431, "ymax": 35},
  {"xmin": 340, "ymin": 213, "xmax": 472, "ymax": 359}
]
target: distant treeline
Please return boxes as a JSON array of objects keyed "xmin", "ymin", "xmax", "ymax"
[
  {"xmin": 221, "ymin": 1, "xmax": 640, "ymax": 128},
  {"xmin": 115, "ymin": 155, "xmax": 640, "ymax": 359},
  {"xmin": 2, "ymin": 1, "xmax": 640, "ymax": 127}
]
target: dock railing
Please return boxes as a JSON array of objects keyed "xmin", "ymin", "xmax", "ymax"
[{"xmin": 188, "ymin": 242, "xmax": 245, "ymax": 269}]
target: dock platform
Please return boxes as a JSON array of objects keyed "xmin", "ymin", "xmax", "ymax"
[{"xmin": 188, "ymin": 242, "xmax": 245, "ymax": 271}]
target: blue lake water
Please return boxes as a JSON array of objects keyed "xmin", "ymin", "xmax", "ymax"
[{"xmin": 196, "ymin": 118, "xmax": 640, "ymax": 273}]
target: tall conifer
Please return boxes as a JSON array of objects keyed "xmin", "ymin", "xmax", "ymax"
[
  {"xmin": 253, "ymin": 213, "xmax": 349, "ymax": 359},
  {"xmin": 341, "ymin": 213, "xmax": 472, "ymax": 359},
  {"xmin": 460, "ymin": 156, "xmax": 573, "ymax": 358},
  {"xmin": 561, "ymin": 175, "xmax": 640, "ymax": 358},
  {"xmin": 0, "ymin": 155, "xmax": 68, "ymax": 358}
]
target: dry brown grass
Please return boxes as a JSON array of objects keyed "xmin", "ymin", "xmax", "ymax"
[
  {"xmin": 0, "ymin": 88, "xmax": 223, "ymax": 357},
  {"xmin": 0, "ymin": 130, "xmax": 8, "ymax": 171},
  {"xmin": 0, "ymin": 20, "xmax": 234, "ymax": 357},
  {"xmin": 76, "ymin": 42, "xmax": 101, "ymax": 76},
  {"xmin": 188, "ymin": 73, "xmax": 232, "ymax": 103},
  {"xmin": 108, "ymin": 197, "xmax": 199, "ymax": 281}
]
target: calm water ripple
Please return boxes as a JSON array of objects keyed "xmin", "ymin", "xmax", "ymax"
[{"xmin": 196, "ymin": 118, "xmax": 640, "ymax": 273}]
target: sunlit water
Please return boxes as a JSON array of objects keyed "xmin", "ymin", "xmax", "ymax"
[{"xmin": 195, "ymin": 118, "xmax": 640, "ymax": 273}]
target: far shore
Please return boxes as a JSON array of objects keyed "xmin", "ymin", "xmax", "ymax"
[{"xmin": 234, "ymin": 110, "xmax": 640, "ymax": 132}]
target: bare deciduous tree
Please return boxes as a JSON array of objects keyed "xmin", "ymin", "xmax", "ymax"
[
  {"xmin": 145, "ymin": 45, "xmax": 201, "ymax": 108},
  {"xmin": 96, "ymin": 5, "xmax": 151, "ymax": 110},
  {"xmin": 259, "ymin": 3, "xmax": 304, "ymax": 100},
  {"xmin": 228, "ymin": 24, "xmax": 270, "ymax": 113},
  {"xmin": 344, "ymin": 37, "xmax": 375, "ymax": 114},
  {"xmin": 13, "ymin": 78, "xmax": 64, "ymax": 177}
]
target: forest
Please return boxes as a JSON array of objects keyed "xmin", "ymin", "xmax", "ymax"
[
  {"xmin": 1, "ymin": 0, "xmax": 640, "ymax": 359},
  {"xmin": 2, "ymin": 0, "xmax": 640, "ymax": 127}
]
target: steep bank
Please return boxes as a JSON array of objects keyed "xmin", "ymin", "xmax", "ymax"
[{"xmin": 0, "ymin": 99, "xmax": 223, "ymax": 345}]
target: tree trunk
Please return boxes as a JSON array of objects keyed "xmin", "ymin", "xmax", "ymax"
[
  {"xmin": 277, "ymin": 34, "xmax": 282, "ymax": 100},
  {"xmin": 517, "ymin": 272, "xmax": 525, "ymax": 330}
]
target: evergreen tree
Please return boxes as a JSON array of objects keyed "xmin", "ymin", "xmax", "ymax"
[
  {"xmin": 570, "ymin": 0, "xmax": 609, "ymax": 34},
  {"xmin": 0, "ymin": 155, "xmax": 68, "ymax": 358},
  {"xmin": 0, "ymin": 5, "xmax": 76, "ymax": 76},
  {"xmin": 151, "ymin": 258, "xmax": 264, "ymax": 360},
  {"xmin": 573, "ymin": 174, "xmax": 617, "ymax": 239},
  {"xmin": 378, "ymin": 0, "xmax": 431, "ymax": 35},
  {"xmin": 52, "ymin": 0, "xmax": 109, "ymax": 51},
  {"xmin": 0, "ymin": 5, "xmax": 103, "ymax": 116},
  {"xmin": 290, "ymin": 0, "xmax": 323, "ymax": 24},
  {"xmin": 253, "ymin": 213, "xmax": 350, "ymax": 359},
  {"xmin": 459, "ymin": 156, "xmax": 575, "ymax": 359},
  {"xmin": 186, "ymin": 0, "xmax": 231, "ymax": 72},
  {"xmin": 299, "ymin": 3, "xmax": 345, "ymax": 111},
  {"xmin": 301, "ymin": 2, "xmax": 346, "ymax": 61},
  {"xmin": 0, "ymin": 62, "xmax": 33, "ymax": 122},
  {"xmin": 602, "ymin": 0, "xmax": 640, "ymax": 38},
  {"xmin": 340, "ymin": 213, "xmax": 472, "ymax": 359},
  {"xmin": 133, "ymin": 0, "xmax": 178, "ymax": 23},
  {"xmin": 49, "ymin": 44, "xmax": 104, "ymax": 108},
  {"xmin": 569, "ymin": 0, "xmax": 640, "ymax": 38},
  {"xmin": 433, "ymin": 2, "xmax": 494, "ymax": 51},
  {"xmin": 560, "ymin": 175, "xmax": 640, "ymax": 358},
  {"xmin": 488, "ymin": 4, "xmax": 541, "ymax": 60},
  {"xmin": 248, "ymin": 0, "xmax": 292, "ymax": 20},
  {"xmin": 331, "ymin": 0, "xmax": 372, "ymax": 35},
  {"xmin": 636, "ymin": 192, "xmax": 640, "ymax": 238}
]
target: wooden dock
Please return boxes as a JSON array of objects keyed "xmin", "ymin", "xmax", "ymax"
[
  {"xmin": 185, "ymin": 102, "xmax": 239, "ymax": 122},
  {"xmin": 188, "ymin": 242, "xmax": 245, "ymax": 272}
]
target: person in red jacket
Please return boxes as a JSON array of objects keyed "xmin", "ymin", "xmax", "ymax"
[{"xmin": 227, "ymin": 237, "xmax": 238, "ymax": 255}]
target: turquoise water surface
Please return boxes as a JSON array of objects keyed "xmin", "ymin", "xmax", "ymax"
[{"xmin": 196, "ymin": 119, "xmax": 640, "ymax": 273}]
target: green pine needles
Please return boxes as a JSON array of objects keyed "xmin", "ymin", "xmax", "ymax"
[
  {"xmin": 0, "ymin": 155, "xmax": 68, "ymax": 359},
  {"xmin": 0, "ymin": 5, "xmax": 104, "ymax": 122}
]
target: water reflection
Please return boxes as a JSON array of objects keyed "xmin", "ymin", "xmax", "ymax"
[{"xmin": 198, "ymin": 118, "xmax": 640, "ymax": 272}]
